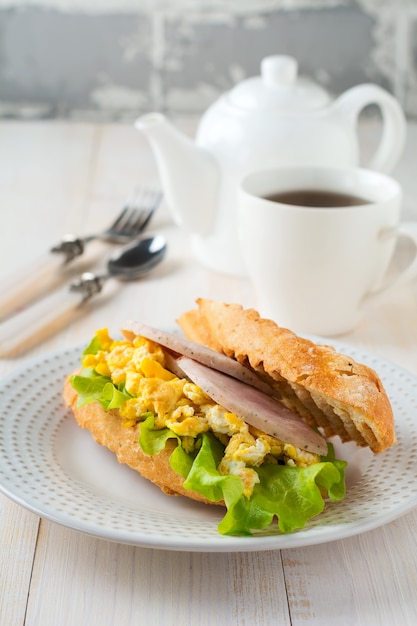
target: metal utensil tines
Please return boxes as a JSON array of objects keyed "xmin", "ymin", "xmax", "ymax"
[{"xmin": 50, "ymin": 188, "xmax": 163, "ymax": 263}]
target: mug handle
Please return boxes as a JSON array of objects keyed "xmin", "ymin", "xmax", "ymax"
[
  {"xmin": 334, "ymin": 84, "xmax": 406, "ymax": 174},
  {"xmin": 367, "ymin": 222, "xmax": 417, "ymax": 302}
]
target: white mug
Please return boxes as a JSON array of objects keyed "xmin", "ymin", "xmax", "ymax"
[{"xmin": 238, "ymin": 166, "xmax": 417, "ymax": 336}]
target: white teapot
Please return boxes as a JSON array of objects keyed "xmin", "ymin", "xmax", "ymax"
[{"xmin": 135, "ymin": 55, "xmax": 406, "ymax": 275}]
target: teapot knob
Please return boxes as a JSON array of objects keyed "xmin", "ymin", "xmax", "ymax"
[{"xmin": 261, "ymin": 55, "xmax": 298, "ymax": 88}]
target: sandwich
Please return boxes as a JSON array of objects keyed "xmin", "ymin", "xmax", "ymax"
[{"xmin": 64, "ymin": 299, "xmax": 396, "ymax": 536}]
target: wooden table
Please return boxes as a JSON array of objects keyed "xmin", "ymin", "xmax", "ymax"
[{"xmin": 1, "ymin": 118, "xmax": 417, "ymax": 626}]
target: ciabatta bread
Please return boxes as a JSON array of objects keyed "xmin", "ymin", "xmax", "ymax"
[{"xmin": 177, "ymin": 299, "xmax": 396, "ymax": 453}]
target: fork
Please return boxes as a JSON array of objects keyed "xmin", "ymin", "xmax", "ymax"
[
  {"xmin": 0, "ymin": 188, "xmax": 163, "ymax": 322},
  {"xmin": 50, "ymin": 188, "xmax": 162, "ymax": 261}
]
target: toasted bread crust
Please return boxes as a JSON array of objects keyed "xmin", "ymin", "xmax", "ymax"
[
  {"xmin": 177, "ymin": 299, "xmax": 396, "ymax": 453},
  {"xmin": 63, "ymin": 375, "xmax": 219, "ymax": 505}
]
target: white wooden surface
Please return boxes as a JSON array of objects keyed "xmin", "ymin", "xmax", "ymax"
[{"xmin": 1, "ymin": 119, "xmax": 417, "ymax": 626}]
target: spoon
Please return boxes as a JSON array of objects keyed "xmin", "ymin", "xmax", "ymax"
[
  {"xmin": 69, "ymin": 234, "xmax": 167, "ymax": 298},
  {"xmin": 0, "ymin": 235, "xmax": 167, "ymax": 358}
]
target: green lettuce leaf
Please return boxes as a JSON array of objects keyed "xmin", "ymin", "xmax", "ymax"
[
  {"xmin": 218, "ymin": 454, "xmax": 346, "ymax": 536},
  {"xmin": 82, "ymin": 335, "xmax": 103, "ymax": 356},
  {"xmin": 70, "ymin": 371, "xmax": 132, "ymax": 410},
  {"xmin": 182, "ymin": 432, "xmax": 244, "ymax": 506},
  {"xmin": 139, "ymin": 413, "xmax": 196, "ymax": 479},
  {"xmin": 139, "ymin": 413, "xmax": 179, "ymax": 454},
  {"xmin": 180, "ymin": 434, "xmax": 346, "ymax": 536}
]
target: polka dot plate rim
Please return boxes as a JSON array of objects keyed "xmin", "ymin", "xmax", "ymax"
[{"xmin": 0, "ymin": 341, "xmax": 416, "ymax": 552}]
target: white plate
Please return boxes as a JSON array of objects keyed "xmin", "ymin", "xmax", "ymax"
[{"xmin": 1, "ymin": 343, "xmax": 417, "ymax": 552}]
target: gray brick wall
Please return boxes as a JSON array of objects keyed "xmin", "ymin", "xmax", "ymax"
[{"xmin": 0, "ymin": 1, "xmax": 416, "ymax": 120}]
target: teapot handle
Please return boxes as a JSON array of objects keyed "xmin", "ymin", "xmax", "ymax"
[{"xmin": 334, "ymin": 84, "xmax": 406, "ymax": 173}]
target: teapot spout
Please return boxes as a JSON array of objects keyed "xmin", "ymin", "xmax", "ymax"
[{"xmin": 135, "ymin": 113, "xmax": 219, "ymax": 234}]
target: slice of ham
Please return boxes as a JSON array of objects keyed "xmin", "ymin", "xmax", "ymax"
[
  {"xmin": 122, "ymin": 322, "xmax": 275, "ymax": 396},
  {"xmin": 164, "ymin": 352, "xmax": 189, "ymax": 379},
  {"xmin": 174, "ymin": 355, "xmax": 328, "ymax": 456}
]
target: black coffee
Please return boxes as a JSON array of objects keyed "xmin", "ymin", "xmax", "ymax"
[{"xmin": 264, "ymin": 189, "xmax": 370, "ymax": 208}]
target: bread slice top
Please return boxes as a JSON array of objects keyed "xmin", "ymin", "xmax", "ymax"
[{"xmin": 176, "ymin": 299, "xmax": 396, "ymax": 453}]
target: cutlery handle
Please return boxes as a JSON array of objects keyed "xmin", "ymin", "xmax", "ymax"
[
  {"xmin": 0, "ymin": 253, "xmax": 68, "ymax": 322},
  {"xmin": 0, "ymin": 286, "xmax": 84, "ymax": 358}
]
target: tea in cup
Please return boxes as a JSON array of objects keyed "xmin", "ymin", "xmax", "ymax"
[{"xmin": 238, "ymin": 166, "xmax": 417, "ymax": 336}]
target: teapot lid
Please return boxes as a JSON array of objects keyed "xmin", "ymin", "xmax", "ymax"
[{"xmin": 227, "ymin": 55, "xmax": 331, "ymax": 112}]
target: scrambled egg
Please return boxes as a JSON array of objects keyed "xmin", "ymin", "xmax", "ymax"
[{"xmin": 84, "ymin": 329, "xmax": 320, "ymax": 498}]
